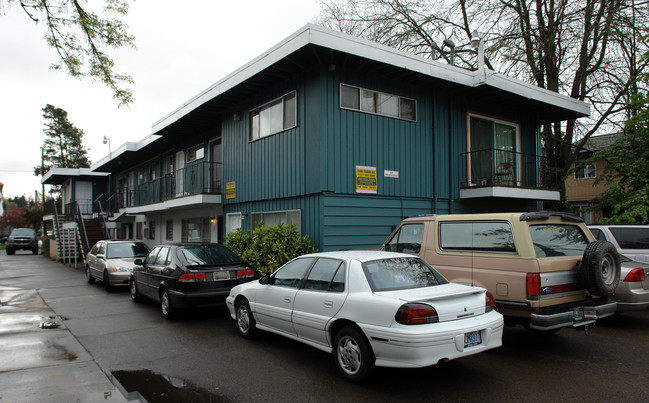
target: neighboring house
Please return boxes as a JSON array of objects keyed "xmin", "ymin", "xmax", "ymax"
[
  {"xmin": 47, "ymin": 24, "xmax": 589, "ymax": 252},
  {"xmin": 566, "ymin": 133, "xmax": 623, "ymax": 224}
]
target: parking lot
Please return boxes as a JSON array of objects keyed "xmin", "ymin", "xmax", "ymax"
[{"xmin": 1, "ymin": 251, "xmax": 648, "ymax": 402}]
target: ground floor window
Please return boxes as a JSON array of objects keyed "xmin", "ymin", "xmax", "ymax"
[
  {"xmin": 252, "ymin": 209, "xmax": 301, "ymax": 233},
  {"xmin": 181, "ymin": 218, "xmax": 210, "ymax": 242}
]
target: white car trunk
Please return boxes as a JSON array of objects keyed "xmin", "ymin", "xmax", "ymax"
[{"xmin": 377, "ymin": 283, "xmax": 487, "ymax": 323}]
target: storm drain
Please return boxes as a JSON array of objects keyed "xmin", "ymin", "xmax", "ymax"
[{"xmin": 112, "ymin": 369, "xmax": 230, "ymax": 403}]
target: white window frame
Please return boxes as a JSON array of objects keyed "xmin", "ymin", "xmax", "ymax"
[
  {"xmin": 339, "ymin": 83, "xmax": 417, "ymax": 122},
  {"xmin": 575, "ymin": 161, "xmax": 596, "ymax": 179},
  {"xmin": 249, "ymin": 91, "xmax": 297, "ymax": 141},
  {"xmin": 226, "ymin": 212, "xmax": 243, "ymax": 234}
]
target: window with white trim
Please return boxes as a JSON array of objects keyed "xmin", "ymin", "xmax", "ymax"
[
  {"xmin": 249, "ymin": 91, "xmax": 297, "ymax": 141},
  {"xmin": 340, "ymin": 84, "xmax": 416, "ymax": 121},
  {"xmin": 252, "ymin": 209, "xmax": 301, "ymax": 234},
  {"xmin": 575, "ymin": 161, "xmax": 596, "ymax": 179}
]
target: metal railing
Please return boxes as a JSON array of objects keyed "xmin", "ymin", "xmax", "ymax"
[
  {"xmin": 108, "ymin": 161, "xmax": 222, "ymax": 211},
  {"xmin": 460, "ymin": 148, "xmax": 558, "ymax": 189}
]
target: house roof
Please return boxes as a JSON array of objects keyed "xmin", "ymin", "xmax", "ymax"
[
  {"xmin": 41, "ymin": 168, "xmax": 110, "ymax": 185},
  {"xmin": 580, "ymin": 132, "xmax": 625, "ymax": 152},
  {"xmin": 92, "ymin": 23, "xmax": 590, "ymax": 172}
]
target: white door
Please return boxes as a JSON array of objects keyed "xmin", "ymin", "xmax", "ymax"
[
  {"xmin": 226, "ymin": 212, "xmax": 242, "ymax": 234},
  {"xmin": 75, "ymin": 181, "xmax": 93, "ymax": 214}
]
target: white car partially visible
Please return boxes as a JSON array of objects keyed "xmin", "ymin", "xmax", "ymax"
[{"xmin": 226, "ymin": 250, "xmax": 504, "ymax": 382}]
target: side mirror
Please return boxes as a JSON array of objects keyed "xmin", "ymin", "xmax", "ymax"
[
  {"xmin": 97, "ymin": 254, "xmax": 105, "ymax": 260},
  {"xmin": 259, "ymin": 276, "xmax": 271, "ymax": 285},
  {"xmin": 134, "ymin": 259, "xmax": 143, "ymax": 265}
]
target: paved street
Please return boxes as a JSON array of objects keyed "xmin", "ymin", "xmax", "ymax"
[{"xmin": 1, "ymin": 251, "xmax": 648, "ymax": 402}]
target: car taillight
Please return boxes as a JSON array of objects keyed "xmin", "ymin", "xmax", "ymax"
[
  {"xmin": 179, "ymin": 272, "xmax": 206, "ymax": 282},
  {"xmin": 527, "ymin": 273, "xmax": 540, "ymax": 299},
  {"xmin": 236, "ymin": 268, "xmax": 255, "ymax": 278},
  {"xmin": 485, "ymin": 291, "xmax": 495, "ymax": 312},
  {"xmin": 395, "ymin": 303, "xmax": 439, "ymax": 325},
  {"xmin": 624, "ymin": 268, "xmax": 646, "ymax": 282}
]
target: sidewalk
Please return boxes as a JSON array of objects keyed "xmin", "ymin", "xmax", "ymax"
[{"xmin": 0, "ymin": 284, "xmax": 134, "ymax": 402}]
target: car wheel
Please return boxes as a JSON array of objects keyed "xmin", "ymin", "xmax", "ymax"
[
  {"xmin": 235, "ymin": 299, "xmax": 256, "ymax": 339},
  {"xmin": 32, "ymin": 247, "xmax": 38, "ymax": 255},
  {"xmin": 6, "ymin": 248, "xmax": 14, "ymax": 255},
  {"xmin": 580, "ymin": 240, "xmax": 620, "ymax": 297},
  {"xmin": 86, "ymin": 266, "xmax": 95, "ymax": 284},
  {"xmin": 160, "ymin": 289, "xmax": 176, "ymax": 319},
  {"xmin": 333, "ymin": 327, "xmax": 375, "ymax": 383},
  {"xmin": 130, "ymin": 277, "xmax": 141, "ymax": 302},
  {"xmin": 103, "ymin": 271, "xmax": 113, "ymax": 292}
]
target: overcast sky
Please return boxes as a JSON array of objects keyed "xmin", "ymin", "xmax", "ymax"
[{"xmin": 0, "ymin": 0, "xmax": 321, "ymax": 199}]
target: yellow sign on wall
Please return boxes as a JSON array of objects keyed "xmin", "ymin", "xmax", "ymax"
[
  {"xmin": 226, "ymin": 181, "xmax": 236, "ymax": 199},
  {"xmin": 355, "ymin": 166, "xmax": 377, "ymax": 194}
]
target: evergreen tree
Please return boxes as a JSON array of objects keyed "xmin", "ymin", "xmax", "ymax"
[{"xmin": 34, "ymin": 104, "xmax": 90, "ymax": 176}]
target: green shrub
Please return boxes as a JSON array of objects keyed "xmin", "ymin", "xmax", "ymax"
[{"xmin": 225, "ymin": 222, "xmax": 317, "ymax": 276}]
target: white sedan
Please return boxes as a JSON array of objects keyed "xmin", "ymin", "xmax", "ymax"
[{"xmin": 226, "ymin": 251, "xmax": 504, "ymax": 382}]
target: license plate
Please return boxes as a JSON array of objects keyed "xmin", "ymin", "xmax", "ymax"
[
  {"xmin": 464, "ymin": 330, "xmax": 482, "ymax": 348},
  {"xmin": 213, "ymin": 271, "xmax": 230, "ymax": 280},
  {"xmin": 572, "ymin": 307, "xmax": 584, "ymax": 321}
]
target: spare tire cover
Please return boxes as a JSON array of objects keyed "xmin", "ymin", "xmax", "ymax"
[{"xmin": 580, "ymin": 240, "xmax": 620, "ymax": 297}]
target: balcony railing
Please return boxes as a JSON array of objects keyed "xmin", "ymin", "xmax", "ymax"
[
  {"xmin": 460, "ymin": 148, "xmax": 558, "ymax": 189},
  {"xmin": 109, "ymin": 161, "xmax": 222, "ymax": 211}
]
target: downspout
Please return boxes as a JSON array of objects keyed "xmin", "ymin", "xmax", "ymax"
[
  {"xmin": 433, "ymin": 92, "xmax": 438, "ymax": 214},
  {"xmin": 448, "ymin": 92, "xmax": 454, "ymax": 214}
]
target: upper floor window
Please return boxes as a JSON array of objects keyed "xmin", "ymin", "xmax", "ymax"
[
  {"xmin": 250, "ymin": 91, "xmax": 297, "ymax": 141},
  {"xmin": 340, "ymin": 84, "xmax": 416, "ymax": 121},
  {"xmin": 186, "ymin": 144, "xmax": 204, "ymax": 163},
  {"xmin": 575, "ymin": 161, "xmax": 596, "ymax": 179}
]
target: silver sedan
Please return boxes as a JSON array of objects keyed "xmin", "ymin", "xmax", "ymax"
[
  {"xmin": 616, "ymin": 255, "xmax": 649, "ymax": 311},
  {"xmin": 86, "ymin": 240, "xmax": 150, "ymax": 291}
]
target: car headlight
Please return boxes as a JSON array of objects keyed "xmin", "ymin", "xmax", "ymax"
[{"xmin": 111, "ymin": 266, "xmax": 130, "ymax": 273}]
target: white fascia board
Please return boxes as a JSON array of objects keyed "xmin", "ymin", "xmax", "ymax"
[
  {"xmin": 90, "ymin": 135, "xmax": 160, "ymax": 171},
  {"xmin": 483, "ymin": 70, "xmax": 590, "ymax": 117},
  {"xmin": 460, "ymin": 186, "xmax": 560, "ymax": 201},
  {"xmin": 119, "ymin": 194, "xmax": 222, "ymax": 215},
  {"xmin": 41, "ymin": 167, "xmax": 109, "ymax": 184}
]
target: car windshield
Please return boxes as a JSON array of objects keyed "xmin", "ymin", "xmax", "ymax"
[
  {"xmin": 181, "ymin": 245, "xmax": 244, "ymax": 266},
  {"xmin": 106, "ymin": 243, "xmax": 150, "ymax": 259},
  {"xmin": 529, "ymin": 224, "xmax": 589, "ymax": 257},
  {"xmin": 11, "ymin": 229, "xmax": 35, "ymax": 237},
  {"xmin": 362, "ymin": 257, "xmax": 448, "ymax": 291}
]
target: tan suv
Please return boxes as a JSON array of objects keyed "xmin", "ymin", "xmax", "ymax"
[{"xmin": 382, "ymin": 212, "xmax": 619, "ymax": 332}]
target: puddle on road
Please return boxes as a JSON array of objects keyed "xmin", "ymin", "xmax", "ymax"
[{"xmin": 112, "ymin": 369, "xmax": 230, "ymax": 402}]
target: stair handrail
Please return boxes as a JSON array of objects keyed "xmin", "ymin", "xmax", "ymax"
[
  {"xmin": 94, "ymin": 194, "xmax": 110, "ymax": 239},
  {"xmin": 71, "ymin": 200, "xmax": 90, "ymax": 259}
]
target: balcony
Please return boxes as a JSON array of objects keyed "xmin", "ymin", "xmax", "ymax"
[
  {"xmin": 459, "ymin": 149, "xmax": 560, "ymax": 200},
  {"xmin": 104, "ymin": 161, "xmax": 222, "ymax": 213}
]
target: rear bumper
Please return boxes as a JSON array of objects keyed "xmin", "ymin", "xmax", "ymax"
[
  {"xmin": 530, "ymin": 299, "xmax": 617, "ymax": 330},
  {"xmin": 167, "ymin": 288, "xmax": 231, "ymax": 309}
]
